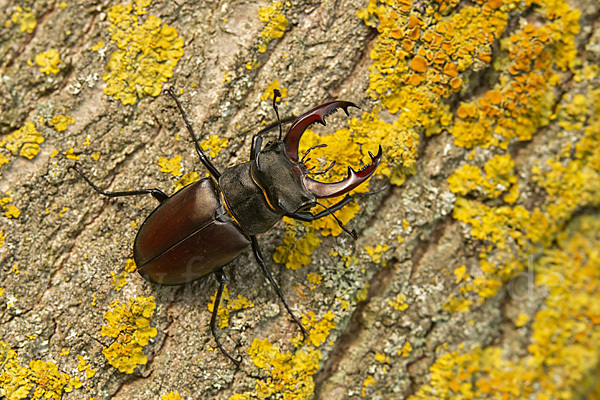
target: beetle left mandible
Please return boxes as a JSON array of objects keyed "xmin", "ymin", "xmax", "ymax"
[{"xmin": 71, "ymin": 88, "xmax": 382, "ymax": 365}]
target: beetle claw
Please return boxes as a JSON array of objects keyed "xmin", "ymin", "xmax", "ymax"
[
  {"xmin": 283, "ymin": 101, "xmax": 360, "ymax": 161},
  {"xmin": 303, "ymin": 145, "xmax": 383, "ymax": 198}
]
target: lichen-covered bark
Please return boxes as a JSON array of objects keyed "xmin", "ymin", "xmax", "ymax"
[{"xmin": 0, "ymin": 0, "xmax": 599, "ymax": 399}]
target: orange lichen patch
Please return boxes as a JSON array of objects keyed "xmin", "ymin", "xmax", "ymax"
[
  {"xmin": 411, "ymin": 214, "xmax": 600, "ymax": 400},
  {"xmin": 448, "ymin": 81, "xmax": 600, "ymax": 305},
  {"xmin": 35, "ymin": 49, "xmax": 61, "ymax": 74},
  {"xmin": 0, "ymin": 342, "xmax": 82, "ymax": 400},
  {"xmin": 100, "ymin": 296, "xmax": 158, "ymax": 374},
  {"xmin": 449, "ymin": 3, "xmax": 580, "ymax": 149},
  {"xmin": 257, "ymin": 1, "xmax": 288, "ymax": 53},
  {"xmin": 360, "ymin": 0, "xmax": 508, "ymax": 108},
  {"xmin": 0, "ymin": 122, "xmax": 44, "ymax": 160},
  {"xmin": 103, "ymin": 1, "xmax": 184, "ymax": 105},
  {"xmin": 10, "ymin": 6, "xmax": 36, "ymax": 33},
  {"xmin": 410, "ymin": 55, "xmax": 428, "ymax": 73}
]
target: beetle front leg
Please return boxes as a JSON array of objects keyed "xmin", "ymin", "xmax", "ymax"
[
  {"xmin": 210, "ymin": 269, "xmax": 242, "ymax": 365},
  {"xmin": 70, "ymin": 164, "xmax": 168, "ymax": 203},
  {"xmin": 250, "ymin": 236, "xmax": 309, "ymax": 340},
  {"xmin": 289, "ymin": 181, "xmax": 389, "ymax": 239}
]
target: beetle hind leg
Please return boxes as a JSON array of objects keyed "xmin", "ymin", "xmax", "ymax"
[
  {"xmin": 250, "ymin": 236, "xmax": 309, "ymax": 340},
  {"xmin": 210, "ymin": 269, "xmax": 242, "ymax": 365}
]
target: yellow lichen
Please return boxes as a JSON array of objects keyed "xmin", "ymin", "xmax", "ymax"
[
  {"xmin": 103, "ymin": 1, "xmax": 184, "ymax": 104},
  {"xmin": 100, "ymin": 296, "xmax": 158, "ymax": 374},
  {"xmin": 365, "ymin": 244, "xmax": 388, "ymax": 264},
  {"xmin": 161, "ymin": 392, "xmax": 185, "ymax": 400},
  {"xmin": 362, "ymin": 375, "xmax": 377, "ymax": 397},
  {"xmin": 292, "ymin": 311, "xmax": 336, "ymax": 347},
  {"xmin": 200, "ymin": 134, "xmax": 228, "ymax": 158},
  {"xmin": 388, "ymin": 294, "xmax": 408, "ymax": 311},
  {"xmin": 49, "ymin": 115, "xmax": 75, "ymax": 132},
  {"xmin": 158, "ymin": 155, "xmax": 182, "ymax": 177},
  {"xmin": 77, "ymin": 356, "xmax": 96, "ymax": 379},
  {"xmin": 65, "ymin": 148, "xmax": 79, "ymax": 160},
  {"xmin": 257, "ymin": 2, "xmax": 289, "ymax": 53},
  {"xmin": 11, "ymin": 6, "xmax": 36, "ymax": 33},
  {"xmin": 207, "ymin": 286, "xmax": 254, "ymax": 329},
  {"xmin": 448, "ymin": 154, "xmax": 517, "ymax": 200},
  {"xmin": 0, "ymin": 342, "xmax": 82, "ymax": 400},
  {"xmin": 260, "ymin": 79, "xmax": 287, "ymax": 102},
  {"xmin": 124, "ymin": 258, "xmax": 137, "ymax": 273},
  {"xmin": 173, "ymin": 171, "xmax": 201, "ymax": 193},
  {"xmin": 35, "ymin": 49, "xmax": 61, "ymax": 74},
  {"xmin": 110, "ymin": 270, "xmax": 128, "ymax": 291},
  {"xmin": 273, "ymin": 217, "xmax": 321, "ymax": 270},
  {"xmin": 0, "ymin": 122, "xmax": 44, "ymax": 160},
  {"xmin": 229, "ymin": 338, "xmax": 322, "ymax": 400},
  {"xmin": 515, "ymin": 313, "xmax": 530, "ymax": 327},
  {"xmin": 92, "ymin": 40, "xmax": 105, "ymax": 51},
  {"xmin": 399, "ymin": 341, "xmax": 412, "ymax": 357},
  {"xmin": 1, "ymin": 197, "xmax": 21, "ymax": 219},
  {"xmin": 410, "ymin": 214, "xmax": 600, "ymax": 400},
  {"xmin": 306, "ymin": 272, "xmax": 322, "ymax": 288}
]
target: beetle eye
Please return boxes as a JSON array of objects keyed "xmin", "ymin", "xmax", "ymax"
[{"xmin": 265, "ymin": 141, "xmax": 273, "ymax": 146}]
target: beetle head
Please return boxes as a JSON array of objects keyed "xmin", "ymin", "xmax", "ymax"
[
  {"xmin": 253, "ymin": 100, "xmax": 382, "ymax": 215},
  {"xmin": 252, "ymin": 140, "xmax": 316, "ymax": 214}
]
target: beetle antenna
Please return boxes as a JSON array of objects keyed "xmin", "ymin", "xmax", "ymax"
[
  {"xmin": 273, "ymin": 89, "xmax": 283, "ymax": 140},
  {"xmin": 84, "ymin": 331, "xmax": 109, "ymax": 348},
  {"xmin": 164, "ymin": 88, "xmax": 221, "ymax": 180},
  {"xmin": 301, "ymin": 144, "xmax": 328, "ymax": 164},
  {"xmin": 307, "ymin": 161, "xmax": 336, "ymax": 176},
  {"xmin": 315, "ymin": 201, "xmax": 358, "ymax": 240}
]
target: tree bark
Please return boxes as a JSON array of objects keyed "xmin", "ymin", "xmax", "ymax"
[{"xmin": 1, "ymin": 0, "xmax": 599, "ymax": 399}]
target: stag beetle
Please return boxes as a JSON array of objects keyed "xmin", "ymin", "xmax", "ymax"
[{"xmin": 71, "ymin": 88, "xmax": 382, "ymax": 364}]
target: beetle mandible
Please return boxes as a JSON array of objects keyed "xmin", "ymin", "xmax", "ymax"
[{"xmin": 71, "ymin": 88, "xmax": 382, "ymax": 364}]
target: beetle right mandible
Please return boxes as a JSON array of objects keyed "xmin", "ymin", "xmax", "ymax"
[{"xmin": 71, "ymin": 88, "xmax": 382, "ymax": 364}]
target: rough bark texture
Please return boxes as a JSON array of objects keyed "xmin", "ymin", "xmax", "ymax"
[{"xmin": 1, "ymin": 0, "xmax": 599, "ymax": 399}]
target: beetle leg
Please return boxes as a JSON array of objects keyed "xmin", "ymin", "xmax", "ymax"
[
  {"xmin": 210, "ymin": 269, "xmax": 242, "ymax": 365},
  {"xmin": 289, "ymin": 178, "xmax": 389, "ymax": 238},
  {"xmin": 250, "ymin": 236, "xmax": 309, "ymax": 340},
  {"xmin": 70, "ymin": 164, "xmax": 168, "ymax": 203}
]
